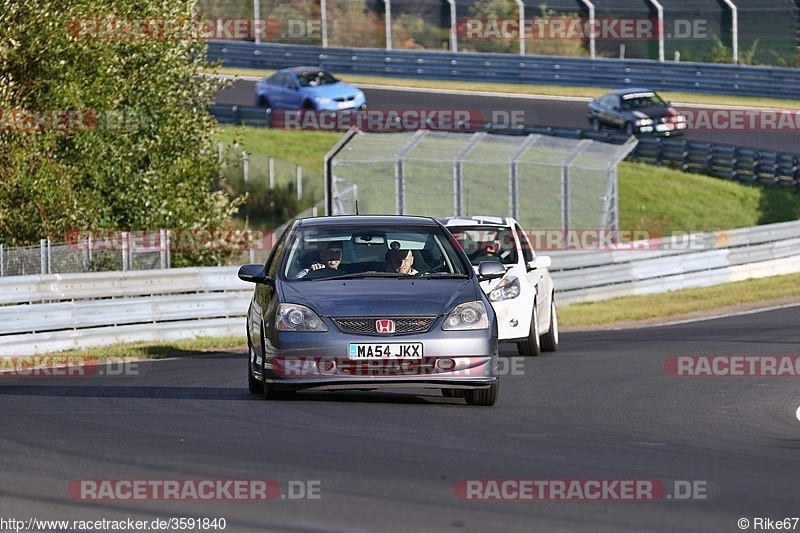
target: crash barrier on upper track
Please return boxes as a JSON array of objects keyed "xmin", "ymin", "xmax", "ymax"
[
  {"xmin": 207, "ymin": 41, "xmax": 800, "ymax": 100},
  {"xmin": 2, "ymin": 220, "xmax": 799, "ymax": 355}
]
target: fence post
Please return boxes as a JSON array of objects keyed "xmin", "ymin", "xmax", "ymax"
[
  {"xmin": 243, "ymin": 150, "xmax": 249, "ymax": 183},
  {"xmin": 121, "ymin": 231, "xmax": 129, "ymax": 272},
  {"xmin": 159, "ymin": 229, "xmax": 168, "ymax": 269},
  {"xmin": 296, "ymin": 165, "xmax": 303, "ymax": 200},
  {"xmin": 269, "ymin": 156, "xmax": 275, "ymax": 189},
  {"xmin": 253, "ymin": 0, "xmax": 261, "ymax": 44},
  {"xmin": 0, "ymin": 244, "xmax": 3, "ymax": 277},
  {"xmin": 40, "ymin": 239, "xmax": 48, "ymax": 275},
  {"xmin": 218, "ymin": 141, "xmax": 224, "ymax": 181}
]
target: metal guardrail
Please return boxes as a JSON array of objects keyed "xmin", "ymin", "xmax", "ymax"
[
  {"xmin": 549, "ymin": 219, "xmax": 800, "ymax": 305},
  {"xmin": 2, "ymin": 220, "xmax": 799, "ymax": 355},
  {"xmin": 208, "ymin": 41, "xmax": 800, "ymax": 100}
]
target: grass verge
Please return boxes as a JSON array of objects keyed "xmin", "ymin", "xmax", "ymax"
[{"xmin": 36, "ymin": 336, "xmax": 247, "ymax": 361}]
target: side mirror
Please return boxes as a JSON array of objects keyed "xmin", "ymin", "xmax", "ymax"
[
  {"xmin": 478, "ymin": 261, "xmax": 505, "ymax": 281},
  {"xmin": 527, "ymin": 255, "xmax": 551, "ymax": 271},
  {"xmin": 238, "ymin": 264, "xmax": 272, "ymax": 285}
]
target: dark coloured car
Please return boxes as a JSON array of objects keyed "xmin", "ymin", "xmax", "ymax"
[
  {"xmin": 254, "ymin": 66, "xmax": 366, "ymax": 111},
  {"xmin": 587, "ymin": 88, "xmax": 687, "ymax": 136},
  {"xmin": 237, "ymin": 215, "xmax": 505, "ymax": 405}
]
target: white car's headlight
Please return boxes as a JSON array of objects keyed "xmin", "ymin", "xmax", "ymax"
[
  {"xmin": 489, "ymin": 275, "xmax": 520, "ymax": 301},
  {"xmin": 442, "ymin": 301, "xmax": 489, "ymax": 331},
  {"xmin": 315, "ymin": 96, "xmax": 333, "ymax": 105},
  {"xmin": 276, "ymin": 303, "xmax": 328, "ymax": 332}
]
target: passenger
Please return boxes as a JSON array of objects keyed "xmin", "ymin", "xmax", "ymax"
[{"xmin": 387, "ymin": 248, "xmax": 419, "ymax": 275}]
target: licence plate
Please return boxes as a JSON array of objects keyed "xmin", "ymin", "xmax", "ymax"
[
  {"xmin": 338, "ymin": 100, "xmax": 355, "ymax": 110},
  {"xmin": 348, "ymin": 343, "xmax": 423, "ymax": 359},
  {"xmin": 656, "ymin": 123, "xmax": 674, "ymax": 131}
]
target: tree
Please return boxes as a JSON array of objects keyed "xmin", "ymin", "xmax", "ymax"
[{"xmin": 0, "ymin": 0, "xmax": 239, "ymax": 265}]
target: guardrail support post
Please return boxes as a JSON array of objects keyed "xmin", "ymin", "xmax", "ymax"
[
  {"xmin": 0, "ymin": 244, "xmax": 4, "ymax": 277},
  {"xmin": 243, "ymin": 150, "xmax": 249, "ymax": 182}
]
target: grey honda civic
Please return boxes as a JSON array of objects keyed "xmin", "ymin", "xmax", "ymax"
[{"xmin": 237, "ymin": 215, "xmax": 505, "ymax": 405}]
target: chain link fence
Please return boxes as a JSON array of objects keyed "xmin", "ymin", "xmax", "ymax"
[
  {"xmin": 0, "ymin": 147, "xmax": 327, "ymax": 276},
  {"xmin": 328, "ymin": 131, "xmax": 637, "ymax": 233}
]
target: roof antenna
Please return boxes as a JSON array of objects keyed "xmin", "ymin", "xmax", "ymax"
[{"xmin": 355, "ymin": 200, "xmax": 359, "ymax": 215}]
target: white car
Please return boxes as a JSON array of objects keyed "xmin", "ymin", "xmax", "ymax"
[{"xmin": 441, "ymin": 216, "xmax": 558, "ymax": 355}]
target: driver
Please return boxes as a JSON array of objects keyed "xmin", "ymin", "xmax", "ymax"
[{"xmin": 296, "ymin": 241, "xmax": 347, "ymax": 278}]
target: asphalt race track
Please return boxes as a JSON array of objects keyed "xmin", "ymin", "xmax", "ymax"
[
  {"xmin": 2, "ymin": 305, "xmax": 799, "ymax": 532},
  {"xmin": 217, "ymin": 81, "xmax": 800, "ymax": 154}
]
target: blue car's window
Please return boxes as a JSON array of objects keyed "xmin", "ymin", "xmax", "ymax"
[
  {"xmin": 282, "ymin": 224, "xmax": 471, "ymax": 280},
  {"xmin": 296, "ymin": 71, "xmax": 339, "ymax": 88}
]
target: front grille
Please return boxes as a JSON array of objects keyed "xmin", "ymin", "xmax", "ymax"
[{"xmin": 333, "ymin": 317, "xmax": 436, "ymax": 335}]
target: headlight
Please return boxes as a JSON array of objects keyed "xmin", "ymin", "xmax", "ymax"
[
  {"xmin": 315, "ymin": 96, "xmax": 333, "ymax": 105},
  {"xmin": 635, "ymin": 118, "xmax": 653, "ymax": 126},
  {"xmin": 276, "ymin": 303, "xmax": 328, "ymax": 332},
  {"xmin": 442, "ymin": 301, "xmax": 489, "ymax": 331},
  {"xmin": 355, "ymin": 91, "xmax": 364, "ymax": 99},
  {"xmin": 489, "ymin": 275, "xmax": 520, "ymax": 301}
]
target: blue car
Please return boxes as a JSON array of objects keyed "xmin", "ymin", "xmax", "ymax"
[
  {"xmin": 254, "ymin": 66, "xmax": 366, "ymax": 111},
  {"xmin": 237, "ymin": 215, "xmax": 505, "ymax": 405}
]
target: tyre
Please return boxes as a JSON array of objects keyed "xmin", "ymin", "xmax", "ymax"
[
  {"xmin": 247, "ymin": 336, "xmax": 263, "ymax": 394},
  {"xmin": 517, "ymin": 303, "xmax": 541, "ymax": 356},
  {"xmin": 591, "ymin": 117, "xmax": 600, "ymax": 131},
  {"xmin": 624, "ymin": 122, "xmax": 635, "ymax": 136},
  {"xmin": 256, "ymin": 324, "xmax": 295, "ymax": 401},
  {"xmin": 255, "ymin": 95, "xmax": 270, "ymax": 109},
  {"xmin": 539, "ymin": 296, "xmax": 559, "ymax": 352},
  {"xmin": 442, "ymin": 389, "xmax": 465, "ymax": 398},
  {"xmin": 465, "ymin": 380, "xmax": 499, "ymax": 406}
]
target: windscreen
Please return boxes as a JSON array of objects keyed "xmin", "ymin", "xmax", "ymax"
[
  {"xmin": 282, "ymin": 223, "xmax": 471, "ymax": 280},
  {"xmin": 447, "ymin": 226, "xmax": 518, "ymax": 266}
]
